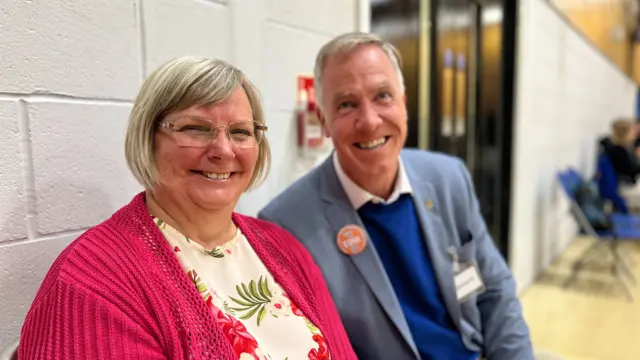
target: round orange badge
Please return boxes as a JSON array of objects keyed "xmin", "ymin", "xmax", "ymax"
[{"xmin": 337, "ymin": 225, "xmax": 367, "ymax": 255}]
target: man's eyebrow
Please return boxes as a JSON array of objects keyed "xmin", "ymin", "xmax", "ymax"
[
  {"xmin": 332, "ymin": 91, "xmax": 354, "ymax": 103},
  {"xmin": 375, "ymin": 80, "xmax": 392, "ymax": 90},
  {"xmin": 331, "ymin": 81, "xmax": 394, "ymax": 103}
]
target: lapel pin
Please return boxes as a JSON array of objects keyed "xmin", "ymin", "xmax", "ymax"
[
  {"xmin": 425, "ymin": 200, "xmax": 434, "ymax": 210},
  {"xmin": 336, "ymin": 224, "xmax": 367, "ymax": 256}
]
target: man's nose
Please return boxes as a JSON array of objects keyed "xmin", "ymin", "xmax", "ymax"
[{"xmin": 355, "ymin": 102, "xmax": 383, "ymax": 131}]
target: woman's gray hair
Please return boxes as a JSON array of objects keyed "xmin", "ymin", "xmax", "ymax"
[
  {"xmin": 124, "ymin": 56, "xmax": 271, "ymax": 190},
  {"xmin": 313, "ymin": 32, "xmax": 405, "ymax": 111}
]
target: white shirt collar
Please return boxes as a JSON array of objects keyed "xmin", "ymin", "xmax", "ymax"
[{"xmin": 332, "ymin": 151, "xmax": 413, "ymax": 210}]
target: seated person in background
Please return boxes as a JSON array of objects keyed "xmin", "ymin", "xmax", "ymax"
[
  {"xmin": 604, "ymin": 118, "xmax": 640, "ymax": 209},
  {"xmin": 633, "ymin": 122, "xmax": 640, "ymax": 158},
  {"xmin": 19, "ymin": 56, "xmax": 356, "ymax": 360},
  {"xmin": 604, "ymin": 118, "xmax": 640, "ymax": 185},
  {"xmin": 599, "ymin": 135, "xmax": 613, "ymax": 154},
  {"xmin": 600, "ymin": 121, "xmax": 640, "ymax": 160}
]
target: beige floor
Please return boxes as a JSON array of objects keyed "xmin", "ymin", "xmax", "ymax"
[{"xmin": 520, "ymin": 237, "xmax": 640, "ymax": 360}]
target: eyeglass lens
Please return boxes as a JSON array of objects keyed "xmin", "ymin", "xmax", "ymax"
[{"xmin": 169, "ymin": 117, "xmax": 264, "ymax": 148}]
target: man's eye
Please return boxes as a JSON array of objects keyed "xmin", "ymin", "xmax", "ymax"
[
  {"xmin": 338, "ymin": 101, "xmax": 355, "ymax": 110},
  {"xmin": 377, "ymin": 92, "xmax": 392, "ymax": 100}
]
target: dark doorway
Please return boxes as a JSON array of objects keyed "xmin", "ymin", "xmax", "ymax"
[
  {"xmin": 371, "ymin": 0, "xmax": 517, "ymax": 260},
  {"xmin": 370, "ymin": 0, "xmax": 422, "ymax": 148}
]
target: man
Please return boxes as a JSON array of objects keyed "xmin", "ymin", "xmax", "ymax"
[{"xmin": 258, "ymin": 32, "xmax": 533, "ymax": 360}]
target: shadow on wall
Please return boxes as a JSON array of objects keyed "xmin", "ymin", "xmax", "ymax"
[
  {"xmin": 533, "ymin": 179, "xmax": 546, "ymax": 276},
  {"xmin": 579, "ymin": 139, "xmax": 598, "ymax": 176},
  {"xmin": 532, "ymin": 171, "xmax": 566, "ymax": 277},
  {"xmin": 548, "ymin": 178, "xmax": 566, "ymax": 258},
  {"xmin": 0, "ymin": 191, "xmax": 26, "ymax": 246},
  {"xmin": 0, "ymin": 184, "xmax": 114, "ymax": 349}
]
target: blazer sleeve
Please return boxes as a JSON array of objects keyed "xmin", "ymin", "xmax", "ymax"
[
  {"xmin": 19, "ymin": 277, "xmax": 166, "ymax": 360},
  {"xmin": 455, "ymin": 159, "xmax": 534, "ymax": 360}
]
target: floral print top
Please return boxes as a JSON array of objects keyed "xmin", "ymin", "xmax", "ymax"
[{"xmin": 154, "ymin": 217, "xmax": 330, "ymax": 360}]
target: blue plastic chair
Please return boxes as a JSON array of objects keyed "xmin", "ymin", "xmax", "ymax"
[{"xmin": 557, "ymin": 167, "xmax": 636, "ymax": 300}]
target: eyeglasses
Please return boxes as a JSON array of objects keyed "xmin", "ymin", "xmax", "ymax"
[{"xmin": 159, "ymin": 117, "xmax": 268, "ymax": 148}]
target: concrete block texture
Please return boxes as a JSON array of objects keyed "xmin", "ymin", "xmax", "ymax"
[
  {"xmin": 261, "ymin": 22, "xmax": 332, "ymax": 111},
  {"xmin": 229, "ymin": 0, "xmax": 267, "ymax": 91},
  {"xmin": 142, "ymin": 0, "xmax": 232, "ymax": 75},
  {"xmin": 0, "ymin": 234, "xmax": 76, "ymax": 348},
  {"xmin": 28, "ymin": 101, "xmax": 142, "ymax": 235},
  {"xmin": 266, "ymin": 0, "xmax": 356, "ymax": 36},
  {"xmin": 0, "ymin": 0, "xmax": 140, "ymax": 100},
  {"xmin": 0, "ymin": 101, "xmax": 27, "ymax": 242}
]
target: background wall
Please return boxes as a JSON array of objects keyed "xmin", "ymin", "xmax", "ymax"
[
  {"xmin": 550, "ymin": 0, "xmax": 637, "ymax": 77},
  {"xmin": 0, "ymin": 0, "xmax": 355, "ymax": 347},
  {"xmin": 509, "ymin": 0, "xmax": 637, "ymax": 292}
]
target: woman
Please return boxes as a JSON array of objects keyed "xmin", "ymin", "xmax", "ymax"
[
  {"xmin": 604, "ymin": 118, "xmax": 640, "ymax": 209},
  {"xmin": 605, "ymin": 119, "xmax": 640, "ymax": 185},
  {"xmin": 19, "ymin": 57, "xmax": 357, "ymax": 360}
]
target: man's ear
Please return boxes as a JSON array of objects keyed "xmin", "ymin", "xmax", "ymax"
[{"xmin": 318, "ymin": 109, "xmax": 331, "ymax": 138}]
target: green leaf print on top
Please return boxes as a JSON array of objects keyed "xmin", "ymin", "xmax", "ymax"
[
  {"xmin": 304, "ymin": 318, "xmax": 320, "ymax": 335},
  {"xmin": 154, "ymin": 217, "xmax": 190, "ymax": 243},
  {"xmin": 204, "ymin": 247, "xmax": 225, "ymax": 258},
  {"xmin": 229, "ymin": 276, "xmax": 274, "ymax": 326},
  {"xmin": 155, "ymin": 218, "xmax": 167, "ymax": 231}
]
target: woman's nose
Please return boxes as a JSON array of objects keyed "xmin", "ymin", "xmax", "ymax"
[{"xmin": 205, "ymin": 130, "xmax": 235, "ymax": 159}]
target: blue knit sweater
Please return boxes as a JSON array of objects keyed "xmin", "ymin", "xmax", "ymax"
[{"xmin": 358, "ymin": 194, "xmax": 478, "ymax": 360}]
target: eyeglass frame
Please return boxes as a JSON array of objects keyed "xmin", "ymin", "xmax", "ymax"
[{"xmin": 157, "ymin": 116, "xmax": 268, "ymax": 148}]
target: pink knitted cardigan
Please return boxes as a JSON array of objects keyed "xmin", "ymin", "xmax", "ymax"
[{"xmin": 19, "ymin": 193, "xmax": 357, "ymax": 359}]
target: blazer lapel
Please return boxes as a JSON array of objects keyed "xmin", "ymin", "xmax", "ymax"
[
  {"xmin": 318, "ymin": 157, "xmax": 419, "ymax": 357},
  {"xmin": 402, "ymin": 156, "xmax": 462, "ymax": 329}
]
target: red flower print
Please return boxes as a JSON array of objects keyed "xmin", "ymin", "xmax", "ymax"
[
  {"xmin": 203, "ymin": 294, "xmax": 213, "ymax": 308},
  {"xmin": 308, "ymin": 334, "xmax": 330, "ymax": 360},
  {"xmin": 174, "ymin": 246, "xmax": 181, "ymax": 252},
  {"xmin": 211, "ymin": 306, "xmax": 260, "ymax": 359},
  {"xmin": 283, "ymin": 293, "xmax": 304, "ymax": 317}
]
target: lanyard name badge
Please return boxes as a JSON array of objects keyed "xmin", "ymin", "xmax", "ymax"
[{"xmin": 448, "ymin": 246, "xmax": 486, "ymax": 302}]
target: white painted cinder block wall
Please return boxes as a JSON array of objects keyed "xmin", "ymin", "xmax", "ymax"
[
  {"xmin": 0, "ymin": 0, "xmax": 356, "ymax": 347},
  {"xmin": 509, "ymin": 0, "xmax": 638, "ymax": 292}
]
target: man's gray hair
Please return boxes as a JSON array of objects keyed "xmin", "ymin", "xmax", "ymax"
[{"xmin": 313, "ymin": 32, "xmax": 405, "ymax": 112}]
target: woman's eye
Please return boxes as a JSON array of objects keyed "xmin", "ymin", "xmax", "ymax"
[
  {"xmin": 230, "ymin": 129, "xmax": 252, "ymax": 136},
  {"xmin": 180, "ymin": 126, "xmax": 209, "ymax": 132}
]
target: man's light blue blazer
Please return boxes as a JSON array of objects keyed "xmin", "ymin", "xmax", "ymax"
[{"xmin": 258, "ymin": 149, "xmax": 533, "ymax": 360}]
